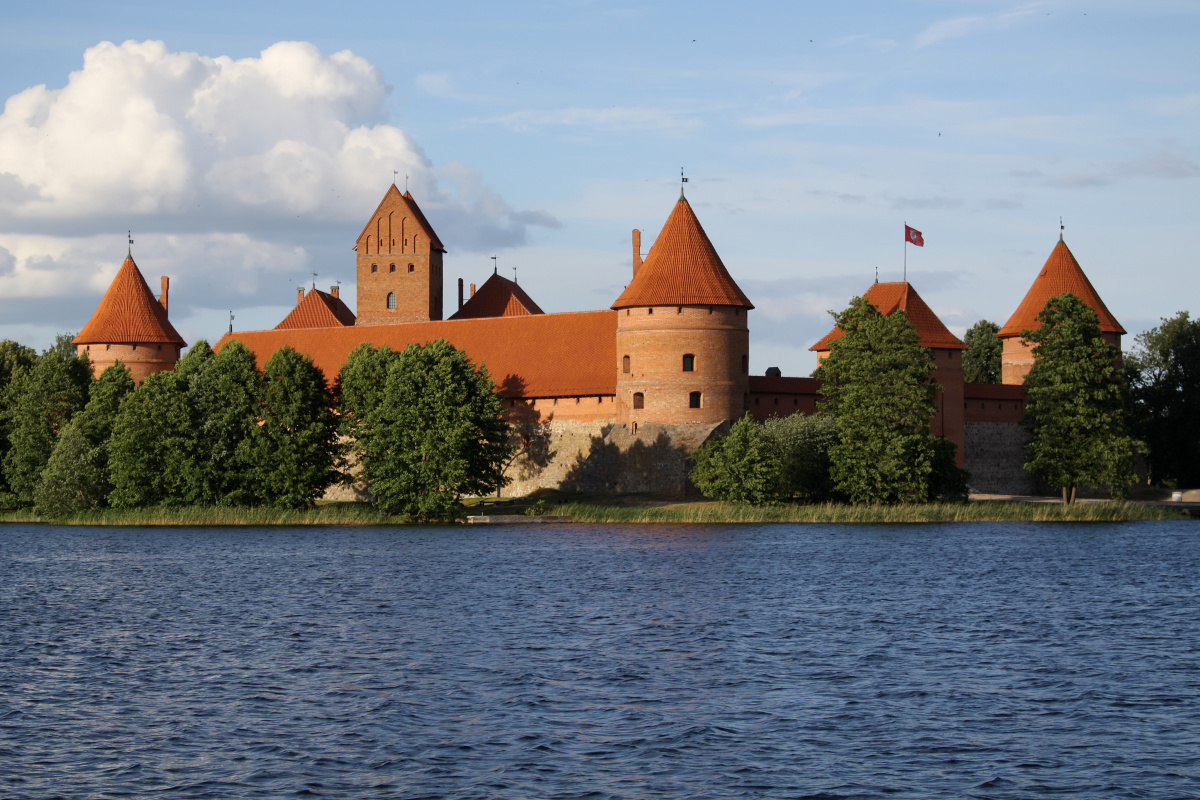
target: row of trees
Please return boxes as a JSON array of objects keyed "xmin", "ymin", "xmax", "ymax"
[{"xmin": 0, "ymin": 336, "xmax": 514, "ymax": 521}]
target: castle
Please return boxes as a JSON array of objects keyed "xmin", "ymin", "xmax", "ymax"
[{"xmin": 74, "ymin": 184, "xmax": 1124, "ymax": 497}]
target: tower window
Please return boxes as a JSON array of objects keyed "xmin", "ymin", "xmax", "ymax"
[
  {"xmin": 390, "ymin": 264, "xmax": 396, "ymax": 273},
  {"xmin": 741, "ymin": 355, "xmax": 749, "ymax": 374},
  {"xmin": 689, "ymin": 392, "xmax": 701, "ymax": 409},
  {"xmin": 682, "ymin": 354, "xmax": 695, "ymax": 372},
  {"xmin": 387, "ymin": 292, "xmax": 396, "ymax": 309},
  {"xmin": 633, "ymin": 392, "xmax": 644, "ymax": 409},
  {"xmin": 408, "ymin": 264, "xmax": 415, "ymax": 273},
  {"xmin": 648, "ymin": 307, "xmax": 653, "ymax": 315},
  {"xmin": 622, "ymin": 355, "xmax": 630, "ymax": 374},
  {"xmin": 371, "ymin": 264, "xmax": 378, "ymax": 273}
]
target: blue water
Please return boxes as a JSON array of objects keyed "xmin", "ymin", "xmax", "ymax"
[{"xmin": 2, "ymin": 521, "xmax": 1198, "ymax": 799}]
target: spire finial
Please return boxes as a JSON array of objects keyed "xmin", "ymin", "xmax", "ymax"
[
  {"xmin": 680, "ymin": 168, "xmax": 688, "ymax": 199},
  {"xmin": 393, "ymin": 169, "xmax": 398, "ymax": 186},
  {"xmin": 405, "ymin": 174, "xmax": 409, "ymax": 192},
  {"xmin": 491, "ymin": 255, "xmax": 497, "ymax": 275},
  {"xmin": 1059, "ymin": 216, "xmax": 1064, "ymax": 242},
  {"xmin": 311, "ymin": 271, "xmax": 318, "ymax": 290},
  {"xmin": 875, "ymin": 266, "xmax": 878, "ymax": 284},
  {"xmin": 127, "ymin": 230, "xmax": 133, "ymax": 258},
  {"xmin": 512, "ymin": 265, "xmax": 518, "ymax": 284},
  {"xmin": 228, "ymin": 310, "xmax": 234, "ymax": 335}
]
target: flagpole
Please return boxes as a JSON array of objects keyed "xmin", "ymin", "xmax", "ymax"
[{"xmin": 903, "ymin": 221, "xmax": 907, "ymax": 283}]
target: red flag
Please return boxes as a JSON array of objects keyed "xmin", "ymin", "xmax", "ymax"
[{"xmin": 905, "ymin": 225, "xmax": 924, "ymax": 246}]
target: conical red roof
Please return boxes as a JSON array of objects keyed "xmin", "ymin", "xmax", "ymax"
[
  {"xmin": 611, "ymin": 196, "xmax": 753, "ymax": 309},
  {"xmin": 449, "ymin": 272, "xmax": 544, "ymax": 320},
  {"xmin": 74, "ymin": 256, "xmax": 186, "ymax": 346},
  {"xmin": 810, "ymin": 282, "xmax": 966, "ymax": 351},
  {"xmin": 998, "ymin": 238, "xmax": 1124, "ymax": 338},
  {"xmin": 275, "ymin": 289, "xmax": 356, "ymax": 330}
]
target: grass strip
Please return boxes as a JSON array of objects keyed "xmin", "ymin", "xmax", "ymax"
[{"xmin": 0, "ymin": 499, "xmax": 1187, "ymax": 526}]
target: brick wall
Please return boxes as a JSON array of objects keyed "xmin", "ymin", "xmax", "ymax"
[
  {"xmin": 964, "ymin": 421, "xmax": 1037, "ymax": 494},
  {"xmin": 614, "ymin": 305, "xmax": 749, "ymax": 425},
  {"xmin": 77, "ymin": 343, "xmax": 180, "ymax": 384},
  {"xmin": 355, "ymin": 199, "xmax": 443, "ymax": 324}
]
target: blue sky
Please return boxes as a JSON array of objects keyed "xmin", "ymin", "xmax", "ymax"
[{"xmin": 0, "ymin": 0, "xmax": 1196, "ymax": 375}]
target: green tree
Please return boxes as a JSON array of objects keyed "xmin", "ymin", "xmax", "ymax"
[
  {"xmin": 761, "ymin": 412, "xmax": 839, "ymax": 501},
  {"xmin": 185, "ymin": 340, "xmax": 262, "ymax": 505},
  {"xmin": 336, "ymin": 343, "xmax": 398, "ymax": 440},
  {"xmin": 363, "ymin": 339, "xmax": 512, "ymax": 520},
  {"xmin": 32, "ymin": 420, "xmax": 109, "ymax": 518},
  {"xmin": 1021, "ymin": 293, "xmax": 1138, "ymax": 503},
  {"xmin": 0, "ymin": 340, "xmax": 37, "ymax": 504},
  {"xmin": 245, "ymin": 345, "xmax": 339, "ymax": 508},
  {"xmin": 108, "ymin": 370, "xmax": 199, "ymax": 508},
  {"xmin": 1126, "ymin": 311, "xmax": 1200, "ymax": 488},
  {"xmin": 815, "ymin": 297, "xmax": 965, "ymax": 504},
  {"xmin": 962, "ymin": 319, "xmax": 1003, "ymax": 384},
  {"xmin": 3, "ymin": 334, "xmax": 93, "ymax": 507},
  {"xmin": 690, "ymin": 413, "xmax": 786, "ymax": 504}
]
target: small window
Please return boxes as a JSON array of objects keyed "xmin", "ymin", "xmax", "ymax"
[
  {"xmin": 408, "ymin": 264, "xmax": 415, "ymax": 273},
  {"xmin": 774, "ymin": 397, "xmax": 779, "ymax": 406},
  {"xmin": 689, "ymin": 392, "xmax": 701, "ymax": 409},
  {"xmin": 371, "ymin": 264, "xmax": 378, "ymax": 273},
  {"xmin": 157, "ymin": 344, "xmax": 162, "ymax": 351},
  {"xmin": 387, "ymin": 292, "xmax": 396, "ymax": 309},
  {"xmin": 132, "ymin": 344, "xmax": 137, "ymax": 351},
  {"xmin": 633, "ymin": 392, "xmax": 644, "ymax": 409},
  {"xmin": 106, "ymin": 344, "xmax": 111, "ymax": 351},
  {"xmin": 622, "ymin": 355, "xmax": 630, "ymax": 374},
  {"xmin": 682, "ymin": 354, "xmax": 695, "ymax": 372},
  {"xmin": 648, "ymin": 307, "xmax": 653, "ymax": 315},
  {"xmin": 389, "ymin": 264, "xmax": 396, "ymax": 273},
  {"xmin": 741, "ymin": 355, "xmax": 749, "ymax": 374},
  {"xmin": 677, "ymin": 307, "xmax": 682, "ymax": 314},
  {"xmin": 793, "ymin": 398, "xmax": 799, "ymax": 406}
]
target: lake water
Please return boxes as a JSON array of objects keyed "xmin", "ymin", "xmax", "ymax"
[{"xmin": 2, "ymin": 521, "xmax": 1198, "ymax": 799}]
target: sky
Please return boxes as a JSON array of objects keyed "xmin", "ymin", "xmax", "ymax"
[{"xmin": 0, "ymin": 0, "xmax": 1196, "ymax": 376}]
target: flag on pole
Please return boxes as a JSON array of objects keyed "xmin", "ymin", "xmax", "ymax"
[{"xmin": 905, "ymin": 225, "xmax": 924, "ymax": 246}]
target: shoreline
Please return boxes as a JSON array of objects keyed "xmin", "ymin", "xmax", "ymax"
[{"xmin": 0, "ymin": 498, "xmax": 1192, "ymax": 526}]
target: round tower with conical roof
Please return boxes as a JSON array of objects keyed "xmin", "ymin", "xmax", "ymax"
[
  {"xmin": 73, "ymin": 254, "xmax": 186, "ymax": 383},
  {"xmin": 998, "ymin": 237, "xmax": 1124, "ymax": 384},
  {"xmin": 611, "ymin": 194, "xmax": 752, "ymax": 427}
]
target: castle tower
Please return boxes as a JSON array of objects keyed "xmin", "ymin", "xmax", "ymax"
[
  {"xmin": 73, "ymin": 253, "xmax": 186, "ymax": 383},
  {"xmin": 355, "ymin": 184, "xmax": 446, "ymax": 325},
  {"xmin": 998, "ymin": 237, "xmax": 1124, "ymax": 384},
  {"xmin": 810, "ymin": 282, "xmax": 967, "ymax": 465},
  {"xmin": 611, "ymin": 194, "xmax": 752, "ymax": 426}
]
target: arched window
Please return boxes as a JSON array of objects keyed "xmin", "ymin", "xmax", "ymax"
[
  {"xmin": 387, "ymin": 292, "xmax": 396, "ymax": 309},
  {"xmin": 682, "ymin": 354, "xmax": 695, "ymax": 372},
  {"xmin": 371, "ymin": 264, "xmax": 378, "ymax": 273},
  {"xmin": 633, "ymin": 392, "xmax": 644, "ymax": 409},
  {"xmin": 689, "ymin": 392, "xmax": 701, "ymax": 409},
  {"xmin": 408, "ymin": 264, "xmax": 415, "ymax": 273},
  {"xmin": 389, "ymin": 264, "xmax": 396, "ymax": 273},
  {"xmin": 622, "ymin": 355, "xmax": 630, "ymax": 374}
]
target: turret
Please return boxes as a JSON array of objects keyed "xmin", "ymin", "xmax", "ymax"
[
  {"xmin": 73, "ymin": 254, "xmax": 186, "ymax": 383},
  {"xmin": 998, "ymin": 237, "xmax": 1124, "ymax": 384},
  {"xmin": 354, "ymin": 184, "xmax": 446, "ymax": 325},
  {"xmin": 611, "ymin": 194, "xmax": 752, "ymax": 426}
]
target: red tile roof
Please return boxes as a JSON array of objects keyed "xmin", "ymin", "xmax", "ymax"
[
  {"xmin": 275, "ymin": 289, "xmax": 356, "ymax": 330},
  {"xmin": 449, "ymin": 272, "xmax": 544, "ymax": 320},
  {"xmin": 74, "ymin": 256, "xmax": 186, "ymax": 346},
  {"xmin": 810, "ymin": 282, "xmax": 966, "ymax": 351},
  {"xmin": 355, "ymin": 185, "xmax": 445, "ymax": 253},
  {"xmin": 612, "ymin": 196, "xmax": 753, "ymax": 309},
  {"xmin": 218, "ymin": 310, "xmax": 618, "ymax": 397},
  {"xmin": 998, "ymin": 238, "xmax": 1124, "ymax": 338}
]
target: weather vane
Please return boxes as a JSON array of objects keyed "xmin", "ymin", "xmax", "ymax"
[
  {"xmin": 311, "ymin": 271, "xmax": 318, "ymax": 289},
  {"xmin": 228, "ymin": 310, "xmax": 235, "ymax": 334},
  {"xmin": 127, "ymin": 230, "xmax": 134, "ymax": 257},
  {"xmin": 512, "ymin": 265, "xmax": 517, "ymax": 284},
  {"xmin": 491, "ymin": 255, "xmax": 497, "ymax": 274},
  {"xmin": 1060, "ymin": 216, "xmax": 1064, "ymax": 241},
  {"xmin": 393, "ymin": 169, "xmax": 398, "ymax": 185},
  {"xmin": 680, "ymin": 168, "xmax": 688, "ymax": 198}
]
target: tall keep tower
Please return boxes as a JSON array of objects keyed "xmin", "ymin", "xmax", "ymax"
[
  {"xmin": 998, "ymin": 237, "xmax": 1124, "ymax": 384},
  {"xmin": 73, "ymin": 253, "xmax": 186, "ymax": 383},
  {"xmin": 611, "ymin": 193, "xmax": 752, "ymax": 426},
  {"xmin": 355, "ymin": 184, "xmax": 446, "ymax": 325}
]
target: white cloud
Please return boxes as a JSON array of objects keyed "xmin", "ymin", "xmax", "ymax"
[
  {"xmin": 479, "ymin": 106, "xmax": 702, "ymax": 133},
  {"xmin": 915, "ymin": 3, "xmax": 1047, "ymax": 48}
]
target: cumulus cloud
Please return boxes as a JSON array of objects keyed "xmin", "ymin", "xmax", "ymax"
[{"xmin": 0, "ymin": 39, "xmax": 558, "ymax": 339}]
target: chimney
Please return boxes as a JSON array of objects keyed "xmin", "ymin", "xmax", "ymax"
[
  {"xmin": 159, "ymin": 276, "xmax": 169, "ymax": 313},
  {"xmin": 458, "ymin": 278, "xmax": 464, "ymax": 309},
  {"xmin": 297, "ymin": 287, "xmax": 305, "ymax": 305},
  {"xmin": 330, "ymin": 285, "xmax": 339, "ymax": 299},
  {"xmin": 470, "ymin": 282, "xmax": 476, "ymax": 298},
  {"xmin": 632, "ymin": 229, "xmax": 642, "ymax": 278}
]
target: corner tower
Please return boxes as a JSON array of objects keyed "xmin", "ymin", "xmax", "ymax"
[
  {"xmin": 355, "ymin": 184, "xmax": 446, "ymax": 325},
  {"xmin": 73, "ymin": 253, "xmax": 186, "ymax": 383},
  {"xmin": 998, "ymin": 236, "xmax": 1124, "ymax": 384},
  {"xmin": 611, "ymin": 193, "xmax": 752, "ymax": 426}
]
